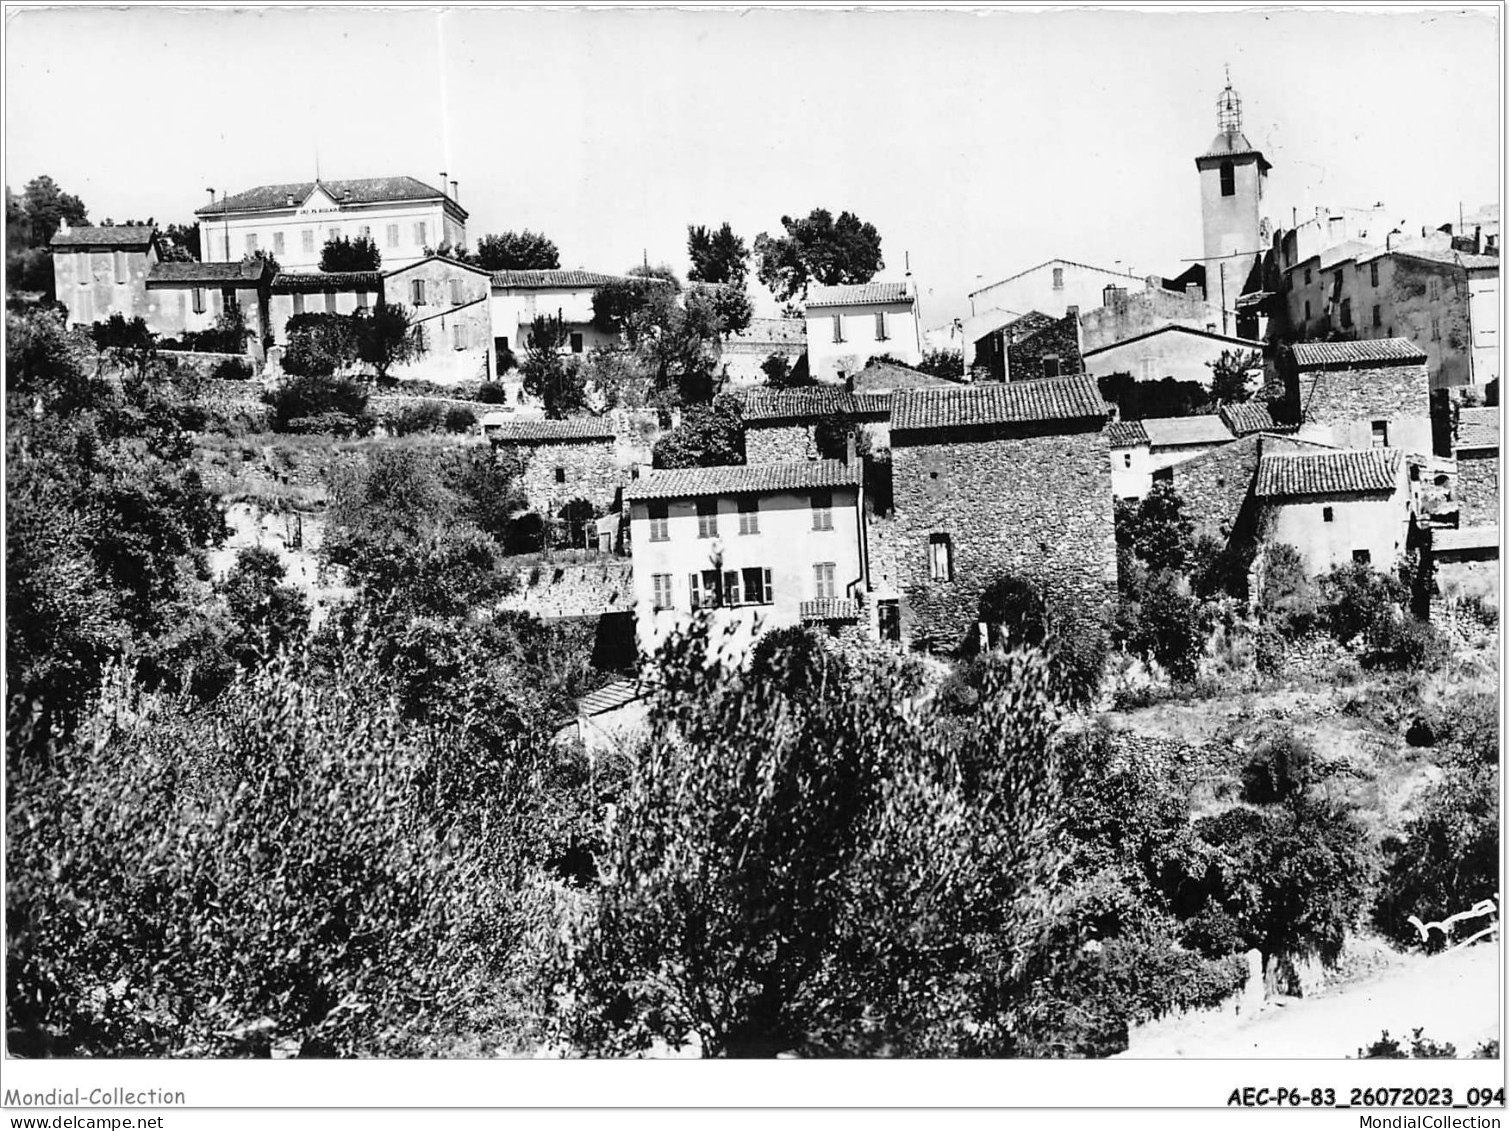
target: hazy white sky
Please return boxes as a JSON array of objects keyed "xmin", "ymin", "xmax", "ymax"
[{"xmin": 5, "ymin": 4, "xmax": 1500, "ymax": 325}]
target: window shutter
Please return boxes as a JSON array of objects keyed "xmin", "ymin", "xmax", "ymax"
[
  {"xmin": 689, "ymin": 573, "xmax": 702, "ymax": 610},
  {"xmin": 762, "ymin": 568, "xmax": 773, "ymax": 604},
  {"xmin": 723, "ymin": 570, "xmax": 741, "ymax": 606}
]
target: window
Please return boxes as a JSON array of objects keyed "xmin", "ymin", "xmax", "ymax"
[
  {"xmin": 1352, "ymin": 549, "xmax": 1371, "ymax": 565},
  {"xmin": 411, "ymin": 279, "xmax": 427, "ymax": 306},
  {"xmin": 221, "ymin": 287, "xmax": 235, "ymax": 310},
  {"xmin": 1428, "ymin": 277, "xmax": 1441, "ymax": 302},
  {"xmin": 570, "ymin": 332, "xmax": 584, "ymax": 354},
  {"xmin": 1052, "ymin": 266, "xmax": 1065, "ymax": 290},
  {"xmin": 356, "ymin": 289, "xmax": 370, "ymax": 310},
  {"xmin": 647, "ymin": 500, "xmax": 669, "ymax": 542},
  {"xmin": 814, "ymin": 562, "xmax": 837, "ymax": 600},
  {"xmin": 359, "ymin": 225, "xmax": 371, "ymax": 241},
  {"xmin": 928, "ymin": 533, "xmax": 953, "ymax": 582},
  {"xmin": 1430, "ymin": 317, "xmax": 1441, "ymax": 341},
  {"xmin": 1372, "ymin": 304, "xmax": 1381, "ymax": 329},
  {"xmin": 324, "ymin": 289, "xmax": 336, "ymax": 314},
  {"xmin": 192, "ymin": 287, "xmax": 206, "ymax": 314},
  {"xmin": 113, "ymin": 251, "xmax": 126, "ymax": 285},
  {"xmin": 414, "ymin": 221, "xmax": 428, "ymax": 247},
  {"xmin": 245, "ymin": 233, "xmax": 258, "ymax": 254},
  {"xmin": 874, "ymin": 311, "xmax": 887, "ymax": 341},
  {"xmin": 721, "ymin": 570, "xmax": 743, "ymax": 606},
  {"xmin": 738, "ymin": 496, "xmax": 759, "ymax": 535},
  {"xmin": 696, "ymin": 569, "xmax": 724, "ymax": 608},
  {"xmin": 1371, "ymin": 420, "xmax": 1388, "ymax": 448},
  {"xmin": 742, "ymin": 566, "xmax": 774, "ymax": 605},
  {"xmin": 652, "ymin": 573, "xmax": 674, "ymax": 611},
  {"xmin": 1323, "ymin": 506, "xmax": 1335, "ymax": 523},
  {"xmin": 1042, "ymin": 354, "xmax": 1061, "ymax": 378},
  {"xmin": 811, "ymin": 491, "xmax": 833, "ymax": 531},
  {"xmin": 1123, "ymin": 453, "xmax": 1132, "ymax": 468},
  {"xmin": 1304, "ymin": 300, "xmax": 1312, "ymax": 322},
  {"xmin": 386, "ymin": 224, "xmax": 400, "ymax": 249},
  {"xmin": 273, "ymin": 231, "xmax": 285, "ymax": 256},
  {"xmin": 831, "ymin": 314, "xmax": 844, "ymax": 344},
  {"xmin": 554, "ymin": 467, "xmax": 566, "ymax": 484},
  {"xmin": 1340, "ymin": 298, "xmax": 1352, "ymax": 329},
  {"xmin": 696, "ymin": 498, "xmax": 718, "ymax": 539},
  {"xmin": 302, "ymin": 229, "xmax": 316, "ymax": 254},
  {"xmin": 328, "ymin": 227, "xmax": 340, "ymax": 244},
  {"xmin": 1370, "ymin": 262, "xmax": 1379, "ymax": 288},
  {"xmin": 1219, "ymin": 159, "xmax": 1235, "ymax": 197},
  {"xmin": 689, "ymin": 572, "xmax": 704, "ymax": 610},
  {"xmin": 1304, "ymin": 268, "xmax": 1312, "ymax": 286},
  {"xmin": 450, "ymin": 278, "xmax": 464, "ymax": 305},
  {"xmin": 292, "ymin": 292, "xmax": 305, "ymax": 316}
]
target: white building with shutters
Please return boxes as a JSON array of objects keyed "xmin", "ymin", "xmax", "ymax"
[
  {"xmin": 804, "ymin": 280, "xmax": 923, "ymax": 383},
  {"xmin": 624, "ymin": 459, "xmax": 868, "ymax": 658}
]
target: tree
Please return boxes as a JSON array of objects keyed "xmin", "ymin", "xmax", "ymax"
[
  {"xmin": 265, "ymin": 373, "xmax": 371, "ymax": 435},
  {"xmin": 219, "ymin": 545, "xmax": 310, "ymax": 670},
  {"xmin": 1115, "ymin": 482, "xmax": 1194, "ymax": 573},
  {"xmin": 687, "ymin": 222, "xmax": 749, "ymax": 286},
  {"xmin": 282, "ymin": 312, "xmax": 361, "ymax": 378},
  {"xmin": 762, "ymin": 351, "xmax": 812, "ymax": 389},
  {"xmin": 753, "ymin": 208, "xmax": 884, "ymax": 304},
  {"xmin": 651, "ymin": 395, "xmax": 744, "ymax": 468},
  {"xmin": 474, "ymin": 230, "xmax": 560, "ymax": 271},
  {"xmin": 1208, "ymin": 348, "xmax": 1261, "ymax": 403},
  {"xmin": 562, "ymin": 625, "xmax": 1077, "ymax": 1056},
  {"xmin": 356, "ymin": 303, "xmax": 418, "ymax": 384},
  {"xmin": 916, "ymin": 348, "xmax": 964, "ymax": 381},
  {"xmin": 17, "ymin": 174, "xmax": 89, "ymax": 246},
  {"xmin": 160, "ymin": 222, "xmax": 201, "ymax": 262},
  {"xmin": 519, "ymin": 313, "xmax": 588, "ymax": 418},
  {"xmin": 320, "ymin": 235, "xmax": 381, "ymax": 273}
]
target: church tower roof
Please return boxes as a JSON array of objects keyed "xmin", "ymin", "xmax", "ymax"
[{"xmin": 1195, "ymin": 71, "xmax": 1271, "ymax": 171}]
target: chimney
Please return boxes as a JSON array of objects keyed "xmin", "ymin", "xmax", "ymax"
[
  {"xmin": 1145, "ymin": 274, "xmax": 1160, "ymax": 291},
  {"xmin": 1474, "ymin": 225, "xmax": 1483, "ymax": 254},
  {"xmin": 1103, "ymin": 284, "xmax": 1117, "ymax": 307},
  {"xmin": 1186, "ymin": 282, "xmax": 1202, "ymax": 300},
  {"xmin": 58, "ymin": 217, "xmax": 70, "ymax": 235},
  {"xmin": 450, "ymin": 179, "xmax": 459, "ymax": 203},
  {"xmin": 285, "ymin": 193, "xmax": 295, "ymax": 206},
  {"xmin": 439, "ymin": 172, "xmax": 448, "ymax": 199}
]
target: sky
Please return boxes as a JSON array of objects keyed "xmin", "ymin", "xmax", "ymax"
[{"xmin": 4, "ymin": 4, "xmax": 1500, "ymax": 327}]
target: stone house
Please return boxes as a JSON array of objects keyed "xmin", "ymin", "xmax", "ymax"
[
  {"xmin": 1430, "ymin": 525, "xmax": 1498, "ymax": 598},
  {"xmin": 49, "ymin": 222, "xmax": 160, "ymax": 328},
  {"xmin": 1079, "ymin": 278, "xmax": 1226, "ymax": 352},
  {"xmin": 1452, "ymin": 406, "xmax": 1499, "ymax": 528},
  {"xmin": 486, "ymin": 417, "xmax": 621, "ymax": 543},
  {"xmin": 1283, "ymin": 339, "xmax": 1433, "ymax": 459},
  {"xmin": 1170, "ymin": 432, "xmax": 1338, "ymax": 544},
  {"xmin": 1255, "ymin": 447, "xmax": 1414, "ymax": 575},
  {"xmin": 144, "ymin": 259, "xmax": 274, "ymax": 362},
  {"xmin": 1107, "ymin": 414, "xmax": 1235, "ymax": 501},
  {"xmin": 970, "ymin": 310, "xmax": 1084, "ymax": 382},
  {"xmin": 385, "ymin": 256, "xmax": 494, "ymax": 384},
  {"xmin": 804, "ymin": 280, "xmax": 922, "ymax": 382},
  {"xmin": 722, "ymin": 317, "xmax": 808, "ymax": 386},
  {"xmin": 625, "ymin": 459, "xmax": 868, "ymax": 658},
  {"xmin": 739, "ymin": 387, "xmax": 889, "ymax": 464},
  {"xmin": 196, "ymin": 176, "xmax": 467, "ymax": 272},
  {"xmin": 1081, "ymin": 324, "xmax": 1264, "ymax": 387},
  {"xmin": 885, "ymin": 375, "xmax": 1116, "ymax": 649}
]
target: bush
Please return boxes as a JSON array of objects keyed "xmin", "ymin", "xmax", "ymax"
[
  {"xmin": 210, "ymin": 356, "xmax": 253, "ymax": 381},
  {"xmin": 1365, "ymin": 614, "xmax": 1445, "ymax": 672},
  {"xmin": 445, "ymin": 404, "xmax": 478, "ymax": 433},
  {"xmin": 1318, "ymin": 561, "xmax": 1405, "ymax": 645},
  {"xmin": 1359, "ymin": 1029, "xmax": 1458, "ymax": 1059},
  {"xmin": 389, "ymin": 401, "xmax": 445, "ymax": 437},
  {"xmin": 1240, "ymin": 732, "xmax": 1317, "ymax": 804},
  {"xmin": 267, "ymin": 375, "xmax": 370, "ymax": 434},
  {"xmin": 475, "ymin": 381, "xmax": 509, "ymax": 404},
  {"xmin": 282, "ymin": 313, "xmax": 361, "ymax": 378},
  {"xmin": 1127, "ymin": 570, "xmax": 1205, "ymax": 684},
  {"xmin": 1257, "ymin": 543, "xmax": 1321, "ymax": 639}
]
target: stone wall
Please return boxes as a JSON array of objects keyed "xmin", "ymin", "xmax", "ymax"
[
  {"xmin": 1456, "ymin": 449, "xmax": 1498, "ymax": 526},
  {"xmin": 889, "ymin": 422, "xmax": 1117, "ymax": 649},
  {"xmin": 745, "ymin": 422, "xmax": 815, "ymax": 465},
  {"xmin": 502, "ymin": 438, "xmax": 623, "ymax": 517},
  {"xmin": 1291, "ymin": 360, "xmax": 1432, "ymax": 457},
  {"xmin": 1080, "ymin": 286, "xmax": 1224, "ymax": 353},
  {"xmin": 368, "ymin": 392, "xmax": 483, "ymax": 429},
  {"xmin": 495, "ymin": 558, "xmax": 634, "ymax": 619},
  {"xmin": 1172, "ymin": 434, "xmax": 1322, "ymax": 544},
  {"xmin": 1008, "ymin": 313, "xmax": 1083, "ymax": 381}
]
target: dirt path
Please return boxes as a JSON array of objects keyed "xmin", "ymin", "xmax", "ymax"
[{"xmin": 1120, "ymin": 943, "xmax": 1500, "ymax": 1059}]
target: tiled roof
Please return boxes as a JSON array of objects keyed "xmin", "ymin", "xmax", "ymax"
[
  {"xmin": 1455, "ymin": 407, "xmax": 1500, "ymax": 451},
  {"xmin": 145, "ymin": 260, "xmax": 268, "ymax": 285},
  {"xmin": 891, "ymin": 375, "xmax": 1110, "ymax": 433},
  {"xmin": 625, "ymin": 459, "xmax": 860, "ymax": 501},
  {"xmin": 1082, "ymin": 324, "xmax": 1265, "ymax": 357},
  {"xmin": 1107, "ymin": 420, "xmax": 1149, "ymax": 447},
  {"xmin": 1142, "ymin": 415, "xmax": 1233, "ymax": 448},
  {"xmin": 1220, "ymin": 402, "xmax": 1280, "ymax": 436},
  {"xmin": 1317, "ymin": 238, "xmax": 1378, "ymax": 272},
  {"xmin": 1195, "ymin": 130, "xmax": 1271, "ymax": 170},
  {"xmin": 738, "ymin": 387, "xmax": 888, "ymax": 423},
  {"xmin": 489, "ymin": 269, "xmax": 649, "ymax": 289},
  {"xmin": 850, "ymin": 357, "xmax": 962, "ymax": 392},
  {"xmin": 1256, "ymin": 448, "xmax": 1401, "ymax": 498},
  {"xmin": 272, "ymin": 271, "xmax": 383, "ymax": 292},
  {"xmin": 485, "ymin": 417, "xmax": 615, "ymax": 443},
  {"xmin": 730, "ymin": 317, "xmax": 807, "ymax": 346},
  {"xmin": 196, "ymin": 176, "xmax": 455, "ymax": 216},
  {"xmin": 49, "ymin": 225, "xmax": 155, "ymax": 249},
  {"xmin": 1289, "ymin": 339, "xmax": 1427, "ymax": 369},
  {"xmin": 1433, "ymin": 526, "xmax": 1499, "ymax": 554},
  {"xmin": 576, "ymin": 678, "xmax": 645, "ymax": 717},
  {"xmin": 799, "ymin": 599, "xmax": 860, "ymax": 622},
  {"xmin": 1392, "ymin": 246, "xmax": 1501, "ymax": 271},
  {"xmin": 805, "ymin": 281, "xmax": 914, "ymax": 308}
]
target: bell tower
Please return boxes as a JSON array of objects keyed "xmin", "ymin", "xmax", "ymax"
[{"xmin": 1195, "ymin": 70, "xmax": 1271, "ymax": 310}]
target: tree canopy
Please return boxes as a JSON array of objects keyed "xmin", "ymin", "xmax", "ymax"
[
  {"xmin": 753, "ymin": 208, "xmax": 884, "ymax": 303},
  {"xmin": 320, "ymin": 235, "xmax": 381, "ymax": 273},
  {"xmin": 475, "ymin": 230, "xmax": 560, "ymax": 272},
  {"xmin": 687, "ymin": 222, "xmax": 749, "ymax": 286}
]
